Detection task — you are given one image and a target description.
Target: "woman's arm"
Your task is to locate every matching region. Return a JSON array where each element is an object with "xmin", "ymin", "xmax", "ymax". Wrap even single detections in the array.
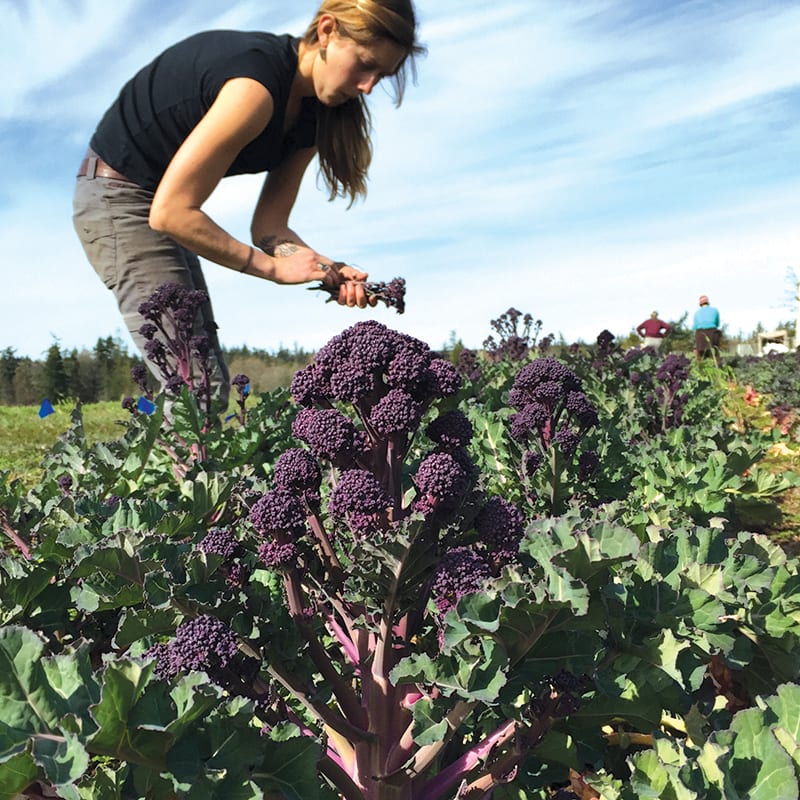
[
  {"xmin": 251, "ymin": 146, "xmax": 316, "ymax": 254},
  {"xmin": 251, "ymin": 146, "xmax": 372, "ymax": 307},
  {"xmin": 148, "ymin": 77, "xmax": 329, "ymax": 287}
]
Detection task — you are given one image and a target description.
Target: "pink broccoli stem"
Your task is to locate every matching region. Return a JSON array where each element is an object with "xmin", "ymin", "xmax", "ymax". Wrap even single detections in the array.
[{"xmin": 416, "ymin": 720, "xmax": 516, "ymax": 800}]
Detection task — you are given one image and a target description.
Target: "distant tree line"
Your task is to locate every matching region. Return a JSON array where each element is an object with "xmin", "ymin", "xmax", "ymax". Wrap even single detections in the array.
[{"xmin": 0, "ymin": 338, "xmax": 314, "ymax": 406}]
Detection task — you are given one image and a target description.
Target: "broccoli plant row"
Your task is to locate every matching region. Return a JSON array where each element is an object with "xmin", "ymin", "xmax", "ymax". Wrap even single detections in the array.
[{"xmin": 5, "ymin": 296, "xmax": 800, "ymax": 800}]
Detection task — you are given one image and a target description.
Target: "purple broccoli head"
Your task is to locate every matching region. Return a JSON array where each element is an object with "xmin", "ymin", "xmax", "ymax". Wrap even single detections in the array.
[
  {"xmin": 249, "ymin": 488, "xmax": 308, "ymax": 539},
  {"xmin": 413, "ymin": 452, "xmax": 469, "ymax": 508},
  {"xmin": 273, "ymin": 447, "xmax": 322, "ymax": 496},
  {"xmin": 147, "ymin": 614, "xmax": 238, "ymax": 680},
  {"xmin": 328, "ymin": 469, "xmax": 392, "ymax": 536},
  {"xmin": 475, "ymin": 497, "xmax": 525, "ymax": 562},
  {"xmin": 198, "ymin": 527, "xmax": 241, "ymax": 560},
  {"xmin": 430, "ymin": 546, "xmax": 492, "ymax": 615},
  {"xmin": 426, "ymin": 410, "xmax": 473, "ymax": 450},
  {"xmin": 368, "ymin": 389, "xmax": 422, "ymax": 436},
  {"xmin": 291, "ymin": 408, "xmax": 368, "ymax": 464}
]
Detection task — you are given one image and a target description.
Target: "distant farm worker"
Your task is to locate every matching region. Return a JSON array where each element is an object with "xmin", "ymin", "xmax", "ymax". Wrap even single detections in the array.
[
  {"xmin": 73, "ymin": 0, "xmax": 425, "ymax": 407},
  {"xmin": 636, "ymin": 311, "xmax": 671, "ymax": 352},
  {"xmin": 692, "ymin": 295, "xmax": 721, "ymax": 360}
]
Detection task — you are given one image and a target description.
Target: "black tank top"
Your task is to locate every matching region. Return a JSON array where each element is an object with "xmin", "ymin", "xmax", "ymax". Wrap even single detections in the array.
[{"xmin": 90, "ymin": 30, "xmax": 318, "ymax": 190}]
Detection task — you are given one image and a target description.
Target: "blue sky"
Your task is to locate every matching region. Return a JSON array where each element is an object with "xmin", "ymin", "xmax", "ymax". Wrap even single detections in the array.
[{"xmin": 2, "ymin": 0, "xmax": 799, "ymax": 359}]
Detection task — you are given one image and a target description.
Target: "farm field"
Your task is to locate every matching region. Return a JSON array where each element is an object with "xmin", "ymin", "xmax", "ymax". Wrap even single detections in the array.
[{"xmin": 3, "ymin": 310, "xmax": 800, "ymax": 799}]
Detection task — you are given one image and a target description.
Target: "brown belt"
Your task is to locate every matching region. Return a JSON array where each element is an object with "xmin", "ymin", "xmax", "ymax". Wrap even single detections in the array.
[{"xmin": 77, "ymin": 149, "xmax": 134, "ymax": 182}]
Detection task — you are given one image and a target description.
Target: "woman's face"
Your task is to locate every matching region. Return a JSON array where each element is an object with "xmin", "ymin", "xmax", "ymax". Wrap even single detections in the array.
[{"xmin": 314, "ymin": 26, "xmax": 406, "ymax": 106}]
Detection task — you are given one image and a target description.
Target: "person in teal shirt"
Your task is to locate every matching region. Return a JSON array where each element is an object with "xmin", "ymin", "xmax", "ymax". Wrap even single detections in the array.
[{"xmin": 692, "ymin": 294, "xmax": 721, "ymax": 359}]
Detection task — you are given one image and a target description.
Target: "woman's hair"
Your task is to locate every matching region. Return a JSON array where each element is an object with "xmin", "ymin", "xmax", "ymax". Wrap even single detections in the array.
[{"xmin": 303, "ymin": 0, "xmax": 426, "ymax": 205}]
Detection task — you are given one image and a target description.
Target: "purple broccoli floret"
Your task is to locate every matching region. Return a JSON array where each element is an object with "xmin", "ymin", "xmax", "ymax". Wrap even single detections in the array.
[
  {"xmin": 523, "ymin": 450, "xmax": 543, "ymax": 477},
  {"xmin": 198, "ymin": 527, "xmax": 241, "ymax": 560},
  {"xmin": 426, "ymin": 410, "xmax": 473, "ymax": 450},
  {"xmin": 475, "ymin": 497, "xmax": 525, "ymax": 562},
  {"xmin": 387, "ymin": 340, "xmax": 432, "ymax": 393},
  {"xmin": 368, "ymin": 389, "xmax": 422, "ymax": 436},
  {"xmin": 427, "ymin": 358, "xmax": 462, "ymax": 397},
  {"xmin": 328, "ymin": 469, "xmax": 392, "ymax": 535},
  {"xmin": 249, "ymin": 488, "xmax": 308, "ymax": 538},
  {"xmin": 509, "ymin": 402, "xmax": 550, "ymax": 445},
  {"xmin": 291, "ymin": 364, "xmax": 326, "ymax": 407},
  {"xmin": 456, "ymin": 349, "xmax": 483, "ymax": 383},
  {"xmin": 273, "ymin": 448, "xmax": 322, "ymax": 495},
  {"xmin": 565, "ymin": 390, "xmax": 599, "ymax": 429},
  {"xmin": 313, "ymin": 321, "xmax": 400, "ymax": 403},
  {"xmin": 509, "ymin": 358, "xmax": 581, "ymax": 410},
  {"xmin": 291, "ymin": 408, "xmax": 367, "ymax": 464},
  {"xmin": 258, "ymin": 540, "xmax": 300, "ymax": 570},
  {"xmin": 554, "ymin": 428, "xmax": 581, "ymax": 458},
  {"xmin": 413, "ymin": 452, "xmax": 469, "ymax": 506},
  {"xmin": 147, "ymin": 614, "xmax": 238, "ymax": 680},
  {"xmin": 430, "ymin": 546, "xmax": 492, "ymax": 615}
]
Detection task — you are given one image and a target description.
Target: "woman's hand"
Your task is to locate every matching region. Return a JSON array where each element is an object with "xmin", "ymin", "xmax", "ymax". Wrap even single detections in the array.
[{"xmin": 265, "ymin": 246, "xmax": 374, "ymax": 308}]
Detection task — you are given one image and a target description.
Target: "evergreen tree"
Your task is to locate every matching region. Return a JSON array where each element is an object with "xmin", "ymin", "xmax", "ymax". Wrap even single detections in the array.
[
  {"xmin": 0, "ymin": 347, "xmax": 20, "ymax": 404},
  {"xmin": 12, "ymin": 359, "xmax": 43, "ymax": 405},
  {"xmin": 43, "ymin": 343, "xmax": 69, "ymax": 402}
]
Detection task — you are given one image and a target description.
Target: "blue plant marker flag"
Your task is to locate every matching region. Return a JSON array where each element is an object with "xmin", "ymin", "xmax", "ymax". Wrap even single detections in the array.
[
  {"xmin": 224, "ymin": 413, "xmax": 237, "ymax": 423},
  {"xmin": 243, "ymin": 383, "xmax": 251, "ymax": 397},
  {"xmin": 38, "ymin": 399, "xmax": 55, "ymax": 418},
  {"xmin": 137, "ymin": 396, "xmax": 156, "ymax": 415}
]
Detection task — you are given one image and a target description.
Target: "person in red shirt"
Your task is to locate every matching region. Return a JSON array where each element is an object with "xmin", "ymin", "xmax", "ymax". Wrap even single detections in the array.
[{"xmin": 636, "ymin": 311, "xmax": 671, "ymax": 351}]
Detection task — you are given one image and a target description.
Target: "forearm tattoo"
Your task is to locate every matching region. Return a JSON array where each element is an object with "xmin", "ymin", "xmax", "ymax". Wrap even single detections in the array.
[{"xmin": 259, "ymin": 236, "xmax": 300, "ymax": 257}]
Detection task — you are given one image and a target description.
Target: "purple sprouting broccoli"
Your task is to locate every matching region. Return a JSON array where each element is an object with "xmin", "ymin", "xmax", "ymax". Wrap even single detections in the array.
[
  {"xmin": 594, "ymin": 329, "xmax": 617, "ymax": 366},
  {"xmin": 368, "ymin": 389, "xmax": 423, "ymax": 436},
  {"xmin": 413, "ymin": 451, "xmax": 470, "ymax": 515},
  {"xmin": 507, "ymin": 357, "xmax": 600, "ymax": 513},
  {"xmin": 135, "ymin": 282, "xmax": 220, "ymax": 424},
  {"xmin": 131, "ymin": 363, "xmax": 151, "ymax": 398},
  {"xmin": 250, "ymin": 488, "xmax": 308, "ymax": 539},
  {"xmin": 387, "ymin": 338, "xmax": 434, "ymax": 396},
  {"xmin": 250, "ymin": 488, "xmax": 309, "ymax": 571},
  {"xmin": 291, "ymin": 408, "xmax": 368, "ymax": 467},
  {"xmin": 310, "ymin": 275, "xmax": 406, "ymax": 314},
  {"xmin": 553, "ymin": 428, "xmax": 581, "ymax": 458},
  {"xmin": 426, "ymin": 409, "xmax": 473, "ymax": 451},
  {"xmin": 289, "ymin": 321, "xmax": 470, "ymax": 506},
  {"xmin": 198, "ymin": 527, "xmax": 241, "ymax": 560},
  {"xmin": 57, "ymin": 474, "xmax": 73, "ymax": 494},
  {"xmin": 508, "ymin": 359, "xmax": 581, "ymax": 411},
  {"xmin": 620, "ymin": 350, "xmax": 693, "ymax": 434},
  {"xmin": 482, "ymin": 308, "xmax": 551, "ymax": 364},
  {"xmin": 290, "ymin": 363, "xmax": 327, "ymax": 408},
  {"xmin": 456, "ymin": 348, "xmax": 483, "ymax": 383},
  {"xmin": 508, "ymin": 359, "xmax": 597, "ymax": 449},
  {"xmin": 474, "ymin": 497, "xmax": 525, "ymax": 565},
  {"xmin": 427, "ymin": 358, "xmax": 462, "ymax": 398},
  {"xmin": 258, "ymin": 540, "xmax": 300, "ymax": 570},
  {"xmin": 272, "ymin": 447, "xmax": 322, "ymax": 508},
  {"xmin": 430, "ymin": 546, "xmax": 492, "ymax": 616},
  {"xmin": 328, "ymin": 469, "xmax": 392, "ymax": 537},
  {"xmin": 197, "ymin": 527, "xmax": 251, "ymax": 587},
  {"xmin": 147, "ymin": 614, "xmax": 238, "ymax": 681},
  {"xmin": 370, "ymin": 277, "xmax": 406, "ymax": 314}
]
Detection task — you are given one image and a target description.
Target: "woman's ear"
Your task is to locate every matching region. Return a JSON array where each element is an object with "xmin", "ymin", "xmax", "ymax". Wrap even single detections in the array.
[{"xmin": 317, "ymin": 13, "xmax": 337, "ymax": 48}]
